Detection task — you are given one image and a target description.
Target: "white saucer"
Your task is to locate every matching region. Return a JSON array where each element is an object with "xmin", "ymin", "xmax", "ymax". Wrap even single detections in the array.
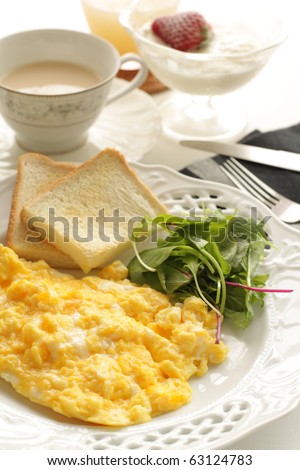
[{"xmin": 0, "ymin": 78, "xmax": 161, "ymax": 174}]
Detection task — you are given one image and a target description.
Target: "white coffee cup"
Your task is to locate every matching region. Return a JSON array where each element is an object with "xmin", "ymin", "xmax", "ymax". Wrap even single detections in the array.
[{"xmin": 0, "ymin": 29, "xmax": 148, "ymax": 154}]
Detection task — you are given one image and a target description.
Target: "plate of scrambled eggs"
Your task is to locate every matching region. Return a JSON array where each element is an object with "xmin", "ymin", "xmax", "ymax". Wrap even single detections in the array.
[
  {"xmin": 0, "ymin": 164, "xmax": 300, "ymax": 450},
  {"xmin": 0, "ymin": 245, "xmax": 227, "ymax": 426}
]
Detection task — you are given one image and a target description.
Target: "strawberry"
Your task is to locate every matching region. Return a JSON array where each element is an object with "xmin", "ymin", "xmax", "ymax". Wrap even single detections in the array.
[{"xmin": 151, "ymin": 11, "xmax": 211, "ymax": 52}]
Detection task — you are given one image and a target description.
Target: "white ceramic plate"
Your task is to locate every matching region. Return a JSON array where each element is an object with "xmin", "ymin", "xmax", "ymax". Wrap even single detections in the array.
[
  {"xmin": 0, "ymin": 78, "xmax": 161, "ymax": 175},
  {"xmin": 0, "ymin": 163, "xmax": 300, "ymax": 450}
]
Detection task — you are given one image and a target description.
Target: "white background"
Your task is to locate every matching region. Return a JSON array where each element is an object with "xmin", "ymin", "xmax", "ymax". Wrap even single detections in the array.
[{"xmin": 0, "ymin": 0, "xmax": 300, "ymax": 451}]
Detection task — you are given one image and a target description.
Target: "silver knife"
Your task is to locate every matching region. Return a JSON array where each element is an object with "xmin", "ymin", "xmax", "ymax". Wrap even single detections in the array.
[{"xmin": 180, "ymin": 140, "xmax": 300, "ymax": 172}]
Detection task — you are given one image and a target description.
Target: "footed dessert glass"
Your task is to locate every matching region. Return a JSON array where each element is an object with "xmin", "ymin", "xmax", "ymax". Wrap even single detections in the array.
[{"xmin": 121, "ymin": 0, "xmax": 287, "ymax": 140}]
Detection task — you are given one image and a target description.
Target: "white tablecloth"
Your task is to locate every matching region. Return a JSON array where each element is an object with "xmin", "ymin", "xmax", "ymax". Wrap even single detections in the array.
[{"xmin": 0, "ymin": 0, "xmax": 299, "ymax": 451}]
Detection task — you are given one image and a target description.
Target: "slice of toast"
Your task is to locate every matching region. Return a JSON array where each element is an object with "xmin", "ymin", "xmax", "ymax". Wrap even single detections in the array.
[
  {"xmin": 21, "ymin": 148, "xmax": 167, "ymax": 273},
  {"xmin": 7, "ymin": 153, "xmax": 79, "ymax": 269}
]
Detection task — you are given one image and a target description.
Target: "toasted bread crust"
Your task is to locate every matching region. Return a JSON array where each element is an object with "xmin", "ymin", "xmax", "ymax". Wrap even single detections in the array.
[
  {"xmin": 7, "ymin": 153, "xmax": 79, "ymax": 269},
  {"xmin": 20, "ymin": 148, "xmax": 165, "ymax": 211},
  {"xmin": 7, "ymin": 153, "xmax": 76, "ymax": 245},
  {"xmin": 21, "ymin": 148, "xmax": 167, "ymax": 272}
]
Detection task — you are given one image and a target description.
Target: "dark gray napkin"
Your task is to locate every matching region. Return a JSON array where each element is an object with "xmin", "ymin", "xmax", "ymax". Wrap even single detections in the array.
[{"xmin": 180, "ymin": 123, "xmax": 300, "ymax": 204}]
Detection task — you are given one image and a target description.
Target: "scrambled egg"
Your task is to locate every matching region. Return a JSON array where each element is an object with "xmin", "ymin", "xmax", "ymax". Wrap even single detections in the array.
[{"xmin": 0, "ymin": 245, "xmax": 228, "ymax": 426}]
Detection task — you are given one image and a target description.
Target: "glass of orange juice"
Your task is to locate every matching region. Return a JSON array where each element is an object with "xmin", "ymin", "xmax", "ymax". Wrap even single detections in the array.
[{"xmin": 81, "ymin": 0, "xmax": 138, "ymax": 55}]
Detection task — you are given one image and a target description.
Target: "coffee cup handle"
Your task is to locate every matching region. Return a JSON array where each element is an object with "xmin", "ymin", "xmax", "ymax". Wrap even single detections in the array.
[{"xmin": 106, "ymin": 53, "xmax": 148, "ymax": 105}]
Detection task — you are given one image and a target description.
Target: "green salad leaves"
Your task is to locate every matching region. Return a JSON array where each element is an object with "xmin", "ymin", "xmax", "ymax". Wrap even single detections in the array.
[{"xmin": 127, "ymin": 210, "xmax": 274, "ymax": 335}]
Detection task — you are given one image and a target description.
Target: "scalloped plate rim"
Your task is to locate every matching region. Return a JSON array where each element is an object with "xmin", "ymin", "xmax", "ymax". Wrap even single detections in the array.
[{"xmin": 0, "ymin": 162, "xmax": 299, "ymax": 450}]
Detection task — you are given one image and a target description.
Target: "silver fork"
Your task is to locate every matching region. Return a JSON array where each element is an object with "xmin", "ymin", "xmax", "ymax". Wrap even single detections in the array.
[{"xmin": 221, "ymin": 157, "xmax": 300, "ymax": 224}]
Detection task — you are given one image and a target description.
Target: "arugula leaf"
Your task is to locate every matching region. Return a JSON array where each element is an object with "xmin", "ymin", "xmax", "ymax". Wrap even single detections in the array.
[
  {"xmin": 128, "ymin": 245, "xmax": 177, "ymax": 274},
  {"xmin": 247, "ymin": 240, "xmax": 267, "ymax": 276},
  {"xmin": 224, "ymin": 280, "xmax": 254, "ymax": 329},
  {"xmin": 203, "ymin": 241, "xmax": 231, "ymax": 276},
  {"xmin": 128, "ymin": 211, "xmax": 271, "ymax": 331},
  {"xmin": 157, "ymin": 261, "xmax": 192, "ymax": 293}
]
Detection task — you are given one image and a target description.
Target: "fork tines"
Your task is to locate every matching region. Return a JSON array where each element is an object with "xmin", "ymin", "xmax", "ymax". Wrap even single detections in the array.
[{"xmin": 221, "ymin": 158, "xmax": 280, "ymax": 208}]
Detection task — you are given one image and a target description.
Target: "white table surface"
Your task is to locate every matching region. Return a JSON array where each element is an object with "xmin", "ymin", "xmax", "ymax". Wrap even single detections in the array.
[{"xmin": 0, "ymin": 0, "xmax": 299, "ymax": 451}]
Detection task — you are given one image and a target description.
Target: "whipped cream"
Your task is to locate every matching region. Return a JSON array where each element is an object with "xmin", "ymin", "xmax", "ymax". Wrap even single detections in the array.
[
  {"xmin": 139, "ymin": 20, "xmax": 268, "ymax": 95},
  {"xmin": 142, "ymin": 21, "xmax": 262, "ymax": 56}
]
